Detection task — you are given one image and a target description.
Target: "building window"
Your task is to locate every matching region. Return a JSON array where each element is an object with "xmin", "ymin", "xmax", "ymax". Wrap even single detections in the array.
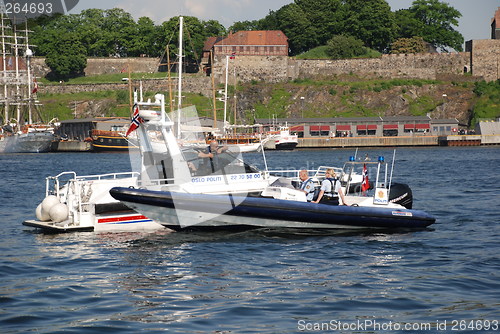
[
  {"xmin": 383, "ymin": 129, "xmax": 398, "ymax": 137},
  {"xmin": 383, "ymin": 124, "xmax": 398, "ymax": 136}
]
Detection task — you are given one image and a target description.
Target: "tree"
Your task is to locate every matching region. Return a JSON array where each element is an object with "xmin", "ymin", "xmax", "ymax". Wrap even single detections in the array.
[
  {"xmin": 391, "ymin": 36, "xmax": 427, "ymax": 54},
  {"xmin": 45, "ymin": 33, "xmax": 87, "ymax": 80},
  {"xmin": 100, "ymin": 8, "xmax": 136, "ymax": 56},
  {"xmin": 408, "ymin": 0, "xmax": 463, "ymax": 51},
  {"xmin": 128, "ymin": 17, "xmax": 158, "ymax": 57},
  {"xmin": 158, "ymin": 16, "xmax": 224, "ymax": 69},
  {"xmin": 272, "ymin": 3, "xmax": 316, "ymax": 55},
  {"xmin": 257, "ymin": 0, "xmax": 345, "ymax": 55},
  {"xmin": 326, "ymin": 34, "xmax": 366, "ymax": 59},
  {"xmin": 203, "ymin": 20, "xmax": 226, "ymax": 37},
  {"xmin": 343, "ymin": 0, "xmax": 396, "ymax": 52},
  {"xmin": 294, "ymin": 0, "xmax": 345, "ymax": 47},
  {"xmin": 228, "ymin": 20, "xmax": 260, "ymax": 32},
  {"xmin": 394, "ymin": 9, "xmax": 424, "ymax": 39}
]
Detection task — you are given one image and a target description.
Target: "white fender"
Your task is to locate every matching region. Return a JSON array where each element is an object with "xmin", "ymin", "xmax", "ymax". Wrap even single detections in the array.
[
  {"xmin": 36, "ymin": 203, "xmax": 51, "ymax": 221},
  {"xmin": 49, "ymin": 203, "xmax": 69, "ymax": 223}
]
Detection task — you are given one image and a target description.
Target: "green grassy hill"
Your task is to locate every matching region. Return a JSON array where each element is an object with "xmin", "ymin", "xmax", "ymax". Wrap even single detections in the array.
[{"xmin": 36, "ymin": 73, "xmax": 500, "ymax": 128}]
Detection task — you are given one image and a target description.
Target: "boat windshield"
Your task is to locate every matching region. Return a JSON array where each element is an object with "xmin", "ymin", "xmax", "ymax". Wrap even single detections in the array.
[{"xmin": 182, "ymin": 147, "xmax": 259, "ymax": 176}]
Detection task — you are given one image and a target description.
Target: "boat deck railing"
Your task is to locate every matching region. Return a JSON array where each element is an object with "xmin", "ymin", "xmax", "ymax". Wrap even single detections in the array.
[{"xmin": 46, "ymin": 171, "xmax": 140, "ymax": 198}]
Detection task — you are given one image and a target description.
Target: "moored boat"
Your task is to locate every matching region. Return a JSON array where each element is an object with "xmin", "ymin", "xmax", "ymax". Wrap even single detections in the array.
[
  {"xmin": 268, "ymin": 126, "xmax": 298, "ymax": 150},
  {"xmin": 0, "ymin": 123, "xmax": 55, "ymax": 153},
  {"xmin": 91, "ymin": 129, "xmax": 131, "ymax": 152}
]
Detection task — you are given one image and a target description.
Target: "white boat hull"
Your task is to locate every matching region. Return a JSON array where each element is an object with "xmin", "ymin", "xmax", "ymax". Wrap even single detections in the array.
[{"xmin": 24, "ymin": 212, "xmax": 164, "ymax": 233}]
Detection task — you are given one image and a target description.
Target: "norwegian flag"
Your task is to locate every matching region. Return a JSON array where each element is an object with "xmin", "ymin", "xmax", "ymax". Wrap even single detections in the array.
[
  {"xmin": 125, "ymin": 104, "xmax": 143, "ymax": 136},
  {"xmin": 32, "ymin": 78, "xmax": 38, "ymax": 94},
  {"xmin": 230, "ymin": 52, "xmax": 236, "ymax": 59},
  {"xmin": 361, "ymin": 163, "xmax": 369, "ymax": 194}
]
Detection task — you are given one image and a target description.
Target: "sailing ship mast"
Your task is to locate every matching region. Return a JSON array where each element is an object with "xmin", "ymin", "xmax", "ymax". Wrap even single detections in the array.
[
  {"xmin": 1, "ymin": 13, "xmax": 9, "ymax": 124},
  {"xmin": 0, "ymin": 13, "xmax": 39, "ymax": 128}
]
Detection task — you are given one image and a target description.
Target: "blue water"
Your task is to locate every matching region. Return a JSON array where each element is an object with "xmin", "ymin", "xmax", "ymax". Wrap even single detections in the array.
[{"xmin": 1, "ymin": 147, "xmax": 499, "ymax": 333}]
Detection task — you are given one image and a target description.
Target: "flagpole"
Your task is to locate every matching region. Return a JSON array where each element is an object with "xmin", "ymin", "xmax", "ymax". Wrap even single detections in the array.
[
  {"xmin": 388, "ymin": 149, "xmax": 396, "ymax": 192},
  {"xmin": 176, "ymin": 16, "xmax": 183, "ymax": 139},
  {"xmin": 223, "ymin": 55, "xmax": 229, "ymax": 134}
]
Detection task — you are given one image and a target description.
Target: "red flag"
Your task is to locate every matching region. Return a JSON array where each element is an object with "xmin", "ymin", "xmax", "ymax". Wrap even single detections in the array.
[
  {"xmin": 361, "ymin": 163, "xmax": 369, "ymax": 193},
  {"xmin": 32, "ymin": 78, "xmax": 38, "ymax": 94},
  {"xmin": 125, "ymin": 104, "xmax": 143, "ymax": 136}
]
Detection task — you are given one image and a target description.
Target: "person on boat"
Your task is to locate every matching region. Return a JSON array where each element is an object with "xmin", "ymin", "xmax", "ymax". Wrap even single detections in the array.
[
  {"xmin": 198, "ymin": 140, "xmax": 228, "ymax": 158},
  {"xmin": 297, "ymin": 169, "xmax": 316, "ymax": 201},
  {"xmin": 198, "ymin": 140, "xmax": 228, "ymax": 172},
  {"xmin": 312, "ymin": 168, "xmax": 348, "ymax": 206}
]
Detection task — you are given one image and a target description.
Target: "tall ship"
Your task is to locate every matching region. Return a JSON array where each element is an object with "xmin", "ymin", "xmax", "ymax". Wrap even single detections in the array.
[{"xmin": 0, "ymin": 14, "xmax": 55, "ymax": 153}]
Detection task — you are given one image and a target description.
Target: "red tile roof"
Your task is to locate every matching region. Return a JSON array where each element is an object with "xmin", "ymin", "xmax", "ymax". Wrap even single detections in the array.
[
  {"xmin": 215, "ymin": 30, "xmax": 288, "ymax": 46},
  {"xmin": 493, "ymin": 7, "xmax": 500, "ymax": 28},
  {"xmin": 203, "ymin": 36, "xmax": 224, "ymax": 51}
]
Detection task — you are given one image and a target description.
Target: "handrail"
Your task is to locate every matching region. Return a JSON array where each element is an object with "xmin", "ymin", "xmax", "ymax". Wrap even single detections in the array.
[{"xmin": 75, "ymin": 172, "xmax": 140, "ymax": 181}]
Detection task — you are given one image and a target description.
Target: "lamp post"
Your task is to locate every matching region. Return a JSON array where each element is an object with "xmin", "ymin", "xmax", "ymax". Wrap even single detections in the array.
[
  {"xmin": 25, "ymin": 47, "xmax": 33, "ymax": 124},
  {"xmin": 300, "ymin": 96, "xmax": 304, "ymax": 118}
]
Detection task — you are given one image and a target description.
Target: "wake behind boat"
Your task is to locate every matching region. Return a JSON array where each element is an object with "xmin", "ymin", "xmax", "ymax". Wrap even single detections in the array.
[{"xmin": 108, "ymin": 93, "xmax": 435, "ymax": 231}]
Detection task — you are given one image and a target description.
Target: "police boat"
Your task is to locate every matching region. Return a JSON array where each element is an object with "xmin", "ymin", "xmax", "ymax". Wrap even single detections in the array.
[{"xmin": 109, "ymin": 94, "xmax": 435, "ymax": 231}]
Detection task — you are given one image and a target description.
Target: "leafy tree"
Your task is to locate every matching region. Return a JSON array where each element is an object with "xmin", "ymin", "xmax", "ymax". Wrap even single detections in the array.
[
  {"xmin": 45, "ymin": 33, "xmax": 87, "ymax": 80},
  {"xmin": 343, "ymin": 0, "xmax": 396, "ymax": 52},
  {"xmin": 294, "ymin": 0, "xmax": 345, "ymax": 46},
  {"xmin": 258, "ymin": 10, "xmax": 280, "ymax": 31},
  {"xmin": 203, "ymin": 20, "xmax": 226, "ymax": 37},
  {"xmin": 100, "ymin": 8, "xmax": 136, "ymax": 56},
  {"xmin": 257, "ymin": 0, "xmax": 345, "ymax": 55},
  {"xmin": 326, "ymin": 34, "xmax": 366, "ymax": 59},
  {"xmin": 158, "ymin": 16, "xmax": 223, "ymax": 70},
  {"xmin": 394, "ymin": 9, "xmax": 424, "ymax": 39},
  {"xmin": 272, "ymin": 3, "xmax": 316, "ymax": 55},
  {"xmin": 391, "ymin": 36, "xmax": 427, "ymax": 54},
  {"xmin": 408, "ymin": 0, "xmax": 463, "ymax": 51},
  {"xmin": 129, "ymin": 17, "xmax": 158, "ymax": 57},
  {"xmin": 77, "ymin": 9, "xmax": 107, "ymax": 56},
  {"xmin": 228, "ymin": 20, "xmax": 260, "ymax": 32}
]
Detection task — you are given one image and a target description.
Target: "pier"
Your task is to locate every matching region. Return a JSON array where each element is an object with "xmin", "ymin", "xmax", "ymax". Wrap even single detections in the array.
[{"xmin": 297, "ymin": 135, "xmax": 439, "ymax": 148}]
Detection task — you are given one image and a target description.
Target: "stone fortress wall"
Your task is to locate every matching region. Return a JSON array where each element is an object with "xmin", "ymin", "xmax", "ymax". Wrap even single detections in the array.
[
  {"xmin": 33, "ymin": 39, "xmax": 499, "ymax": 97},
  {"xmin": 211, "ymin": 40, "xmax": 499, "ymax": 84}
]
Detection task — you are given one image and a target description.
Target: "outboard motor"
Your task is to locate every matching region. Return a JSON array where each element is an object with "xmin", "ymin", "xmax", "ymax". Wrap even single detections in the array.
[{"xmin": 389, "ymin": 183, "xmax": 413, "ymax": 209}]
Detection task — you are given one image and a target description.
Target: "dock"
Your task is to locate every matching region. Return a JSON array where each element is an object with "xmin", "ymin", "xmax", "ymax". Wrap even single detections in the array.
[
  {"xmin": 54, "ymin": 141, "xmax": 92, "ymax": 152},
  {"xmin": 297, "ymin": 135, "xmax": 439, "ymax": 148}
]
